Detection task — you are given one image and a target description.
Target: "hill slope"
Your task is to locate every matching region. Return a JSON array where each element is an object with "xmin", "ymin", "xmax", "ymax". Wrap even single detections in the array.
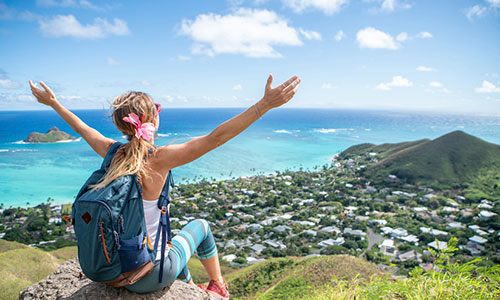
[
  {"xmin": 226, "ymin": 255, "xmax": 386, "ymax": 300},
  {"xmin": 340, "ymin": 131, "xmax": 500, "ymax": 186}
]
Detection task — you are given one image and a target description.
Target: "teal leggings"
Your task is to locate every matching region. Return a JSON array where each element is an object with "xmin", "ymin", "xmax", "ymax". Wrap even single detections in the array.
[{"xmin": 125, "ymin": 219, "xmax": 217, "ymax": 293}]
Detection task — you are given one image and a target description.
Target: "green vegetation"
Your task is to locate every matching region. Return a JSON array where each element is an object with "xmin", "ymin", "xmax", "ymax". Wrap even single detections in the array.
[
  {"xmin": 305, "ymin": 238, "xmax": 500, "ymax": 300},
  {"xmin": 0, "ymin": 240, "xmax": 77, "ymax": 300},
  {"xmin": 226, "ymin": 255, "xmax": 385, "ymax": 300},
  {"xmin": 188, "ymin": 257, "xmax": 234, "ymax": 284},
  {"xmin": 341, "ymin": 131, "xmax": 500, "ymax": 188}
]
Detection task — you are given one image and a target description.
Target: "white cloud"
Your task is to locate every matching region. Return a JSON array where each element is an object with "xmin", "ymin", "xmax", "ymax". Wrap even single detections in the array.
[
  {"xmin": 36, "ymin": 0, "xmax": 101, "ymax": 10},
  {"xmin": 428, "ymin": 81, "xmax": 451, "ymax": 93},
  {"xmin": 0, "ymin": 78, "xmax": 20, "ymax": 89},
  {"xmin": 375, "ymin": 83, "xmax": 390, "ymax": 90},
  {"xmin": 416, "ymin": 66, "xmax": 437, "ymax": 72},
  {"xmin": 417, "ymin": 31, "xmax": 432, "ymax": 38},
  {"xmin": 282, "ymin": 0, "xmax": 350, "ymax": 15},
  {"xmin": 381, "ymin": 0, "xmax": 396, "ymax": 12},
  {"xmin": 475, "ymin": 80, "xmax": 500, "ymax": 93},
  {"xmin": 334, "ymin": 29, "xmax": 345, "ymax": 41},
  {"xmin": 465, "ymin": 5, "xmax": 488, "ymax": 20},
  {"xmin": 232, "ymin": 84, "xmax": 243, "ymax": 90},
  {"xmin": 376, "ymin": 75, "xmax": 413, "ymax": 90},
  {"xmin": 429, "ymin": 81, "xmax": 443, "ymax": 88},
  {"xmin": 177, "ymin": 55, "xmax": 191, "ymax": 61},
  {"xmin": 299, "ymin": 28, "xmax": 322, "ymax": 40},
  {"xmin": 39, "ymin": 15, "xmax": 130, "ymax": 39},
  {"xmin": 321, "ymin": 83, "xmax": 335, "ymax": 89},
  {"xmin": 59, "ymin": 95, "xmax": 82, "ymax": 100},
  {"xmin": 396, "ymin": 32, "xmax": 408, "ymax": 42},
  {"xmin": 179, "ymin": 9, "xmax": 302, "ymax": 58},
  {"xmin": 486, "ymin": 0, "xmax": 500, "ymax": 8},
  {"xmin": 356, "ymin": 27, "xmax": 399, "ymax": 50},
  {"xmin": 107, "ymin": 57, "xmax": 120, "ymax": 65}
]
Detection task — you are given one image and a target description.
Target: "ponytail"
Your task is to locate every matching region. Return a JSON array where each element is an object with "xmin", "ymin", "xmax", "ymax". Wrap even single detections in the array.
[{"xmin": 91, "ymin": 91, "xmax": 160, "ymax": 190}]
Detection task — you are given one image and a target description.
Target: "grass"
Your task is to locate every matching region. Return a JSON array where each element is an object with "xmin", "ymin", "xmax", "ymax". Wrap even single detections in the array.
[
  {"xmin": 0, "ymin": 240, "xmax": 78, "ymax": 300},
  {"xmin": 226, "ymin": 255, "xmax": 385, "ymax": 300},
  {"xmin": 0, "ymin": 239, "xmax": 27, "ymax": 253},
  {"xmin": 188, "ymin": 256, "xmax": 234, "ymax": 284},
  {"xmin": 0, "ymin": 247, "xmax": 60, "ymax": 300},
  {"xmin": 305, "ymin": 267, "xmax": 500, "ymax": 300}
]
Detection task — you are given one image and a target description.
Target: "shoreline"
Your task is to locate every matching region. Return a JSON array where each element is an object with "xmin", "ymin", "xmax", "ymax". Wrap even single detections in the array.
[{"xmin": 0, "ymin": 161, "xmax": 334, "ymax": 210}]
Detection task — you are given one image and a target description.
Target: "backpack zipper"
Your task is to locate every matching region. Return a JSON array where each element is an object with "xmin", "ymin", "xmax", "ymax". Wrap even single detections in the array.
[{"xmin": 78, "ymin": 199, "xmax": 119, "ymax": 253}]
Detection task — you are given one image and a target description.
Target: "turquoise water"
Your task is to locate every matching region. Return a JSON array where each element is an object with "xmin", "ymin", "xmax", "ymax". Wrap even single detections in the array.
[{"xmin": 1, "ymin": 108, "xmax": 499, "ymax": 207}]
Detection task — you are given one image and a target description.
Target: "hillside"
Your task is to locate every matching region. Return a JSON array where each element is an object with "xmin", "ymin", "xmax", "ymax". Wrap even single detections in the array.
[
  {"xmin": 226, "ymin": 255, "xmax": 386, "ymax": 300},
  {"xmin": 340, "ymin": 131, "xmax": 500, "ymax": 187}
]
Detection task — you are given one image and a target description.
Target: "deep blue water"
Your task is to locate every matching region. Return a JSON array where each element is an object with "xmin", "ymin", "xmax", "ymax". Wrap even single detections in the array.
[{"xmin": 1, "ymin": 108, "xmax": 499, "ymax": 207}]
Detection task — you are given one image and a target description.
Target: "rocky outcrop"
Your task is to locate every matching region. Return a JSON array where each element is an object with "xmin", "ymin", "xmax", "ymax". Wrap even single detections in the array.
[
  {"xmin": 19, "ymin": 259, "xmax": 220, "ymax": 300},
  {"xmin": 24, "ymin": 127, "xmax": 77, "ymax": 143}
]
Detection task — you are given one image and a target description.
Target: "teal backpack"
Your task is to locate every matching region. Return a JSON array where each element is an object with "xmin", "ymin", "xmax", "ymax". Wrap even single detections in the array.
[{"xmin": 72, "ymin": 142, "xmax": 174, "ymax": 287}]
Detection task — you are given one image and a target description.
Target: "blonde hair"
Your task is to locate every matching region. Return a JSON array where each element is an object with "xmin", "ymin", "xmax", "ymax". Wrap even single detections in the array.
[{"xmin": 92, "ymin": 91, "xmax": 160, "ymax": 189}]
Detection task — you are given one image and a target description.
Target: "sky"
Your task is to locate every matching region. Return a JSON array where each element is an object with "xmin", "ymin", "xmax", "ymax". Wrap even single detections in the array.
[{"xmin": 0, "ymin": 0, "xmax": 499, "ymax": 114}]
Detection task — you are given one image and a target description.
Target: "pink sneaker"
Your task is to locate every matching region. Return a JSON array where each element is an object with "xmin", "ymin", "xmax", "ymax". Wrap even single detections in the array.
[{"xmin": 198, "ymin": 278, "xmax": 230, "ymax": 299}]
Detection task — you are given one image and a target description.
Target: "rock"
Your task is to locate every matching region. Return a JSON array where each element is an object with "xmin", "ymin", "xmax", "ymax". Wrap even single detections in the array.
[
  {"xmin": 19, "ymin": 259, "xmax": 220, "ymax": 300},
  {"xmin": 24, "ymin": 127, "xmax": 78, "ymax": 143}
]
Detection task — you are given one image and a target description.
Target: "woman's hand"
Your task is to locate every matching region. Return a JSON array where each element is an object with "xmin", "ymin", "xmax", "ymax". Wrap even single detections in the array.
[
  {"xmin": 258, "ymin": 74, "xmax": 301, "ymax": 111},
  {"xmin": 29, "ymin": 80, "xmax": 58, "ymax": 107}
]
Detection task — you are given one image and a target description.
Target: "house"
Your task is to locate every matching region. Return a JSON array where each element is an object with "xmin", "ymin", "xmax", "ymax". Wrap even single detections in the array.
[
  {"xmin": 469, "ymin": 235, "xmax": 487, "ymax": 244},
  {"xmin": 465, "ymin": 241, "xmax": 485, "ymax": 256},
  {"xmin": 344, "ymin": 228, "xmax": 366, "ymax": 237},
  {"xmin": 222, "ymin": 254, "xmax": 237, "ymax": 262},
  {"xmin": 442, "ymin": 207, "xmax": 458, "ymax": 213},
  {"xmin": 400, "ymin": 235, "xmax": 419, "ymax": 244},
  {"xmin": 479, "ymin": 210, "xmax": 497, "ymax": 221},
  {"xmin": 391, "ymin": 228, "xmax": 408, "ymax": 238},
  {"xmin": 379, "ymin": 239, "xmax": 397, "ymax": 256},
  {"xmin": 247, "ymin": 256, "xmax": 265, "ymax": 265},
  {"xmin": 380, "ymin": 227, "xmax": 394, "ymax": 235},
  {"xmin": 447, "ymin": 222, "xmax": 464, "ymax": 229},
  {"xmin": 250, "ymin": 244, "xmax": 266, "ymax": 254},
  {"xmin": 264, "ymin": 239, "xmax": 287, "ymax": 249},
  {"xmin": 412, "ymin": 207, "xmax": 428, "ymax": 213},
  {"xmin": 294, "ymin": 220, "xmax": 315, "ymax": 226},
  {"xmin": 397, "ymin": 250, "xmax": 422, "ymax": 262},
  {"xmin": 318, "ymin": 237, "xmax": 345, "ymax": 247},
  {"xmin": 274, "ymin": 225, "xmax": 292, "ymax": 233},
  {"xmin": 321, "ymin": 226, "xmax": 341, "ymax": 235},
  {"xmin": 247, "ymin": 223, "xmax": 263, "ymax": 232},
  {"xmin": 48, "ymin": 217, "xmax": 62, "ymax": 224},
  {"xmin": 427, "ymin": 240, "xmax": 447, "ymax": 250},
  {"xmin": 304, "ymin": 229, "xmax": 317, "ymax": 237},
  {"xmin": 368, "ymin": 219, "xmax": 387, "ymax": 227}
]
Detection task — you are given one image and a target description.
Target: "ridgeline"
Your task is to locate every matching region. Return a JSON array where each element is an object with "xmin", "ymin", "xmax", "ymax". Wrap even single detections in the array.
[{"xmin": 340, "ymin": 130, "xmax": 500, "ymax": 187}]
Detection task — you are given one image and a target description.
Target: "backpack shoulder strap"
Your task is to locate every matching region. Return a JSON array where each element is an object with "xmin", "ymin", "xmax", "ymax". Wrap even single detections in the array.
[
  {"xmin": 153, "ymin": 170, "xmax": 174, "ymax": 283},
  {"xmin": 100, "ymin": 142, "xmax": 122, "ymax": 170}
]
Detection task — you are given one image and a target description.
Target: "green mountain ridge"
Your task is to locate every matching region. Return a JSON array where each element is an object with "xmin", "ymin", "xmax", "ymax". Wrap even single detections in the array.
[{"xmin": 340, "ymin": 130, "xmax": 500, "ymax": 187}]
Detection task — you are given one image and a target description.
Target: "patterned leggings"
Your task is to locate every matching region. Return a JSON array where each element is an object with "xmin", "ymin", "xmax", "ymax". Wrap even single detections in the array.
[{"xmin": 125, "ymin": 219, "xmax": 217, "ymax": 293}]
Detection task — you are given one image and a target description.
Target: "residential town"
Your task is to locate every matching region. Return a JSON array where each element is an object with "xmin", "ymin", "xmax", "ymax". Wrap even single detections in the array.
[{"xmin": 1, "ymin": 151, "xmax": 499, "ymax": 275}]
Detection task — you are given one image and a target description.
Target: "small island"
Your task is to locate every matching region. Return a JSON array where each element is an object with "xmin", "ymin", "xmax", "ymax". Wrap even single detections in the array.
[{"xmin": 24, "ymin": 127, "xmax": 78, "ymax": 143}]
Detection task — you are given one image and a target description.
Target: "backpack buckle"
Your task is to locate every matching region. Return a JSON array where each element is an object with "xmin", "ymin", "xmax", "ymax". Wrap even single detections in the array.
[{"xmin": 161, "ymin": 206, "xmax": 167, "ymax": 215}]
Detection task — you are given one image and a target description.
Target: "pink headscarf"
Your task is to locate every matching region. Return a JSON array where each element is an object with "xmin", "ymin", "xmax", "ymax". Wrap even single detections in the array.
[{"xmin": 122, "ymin": 113, "xmax": 155, "ymax": 141}]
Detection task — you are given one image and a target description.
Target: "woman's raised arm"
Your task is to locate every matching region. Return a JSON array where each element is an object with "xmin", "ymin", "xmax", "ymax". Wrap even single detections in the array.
[
  {"xmin": 29, "ymin": 80, "xmax": 115, "ymax": 158},
  {"xmin": 156, "ymin": 74, "xmax": 300, "ymax": 171}
]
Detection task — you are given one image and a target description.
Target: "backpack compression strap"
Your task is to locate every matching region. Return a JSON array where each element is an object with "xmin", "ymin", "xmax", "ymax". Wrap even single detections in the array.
[{"xmin": 153, "ymin": 170, "xmax": 174, "ymax": 283}]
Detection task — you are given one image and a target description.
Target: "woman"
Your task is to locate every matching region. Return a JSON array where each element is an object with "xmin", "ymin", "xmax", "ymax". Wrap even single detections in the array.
[{"xmin": 29, "ymin": 74, "xmax": 300, "ymax": 299}]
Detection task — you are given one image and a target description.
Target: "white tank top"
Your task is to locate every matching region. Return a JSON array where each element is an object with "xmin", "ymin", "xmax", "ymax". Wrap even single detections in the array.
[{"xmin": 142, "ymin": 199, "xmax": 168, "ymax": 260}]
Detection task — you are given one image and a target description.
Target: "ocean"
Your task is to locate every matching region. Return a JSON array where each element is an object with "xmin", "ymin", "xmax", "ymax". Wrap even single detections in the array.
[{"xmin": 1, "ymin": 108, "xmax": 499, "ymax": 208}]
